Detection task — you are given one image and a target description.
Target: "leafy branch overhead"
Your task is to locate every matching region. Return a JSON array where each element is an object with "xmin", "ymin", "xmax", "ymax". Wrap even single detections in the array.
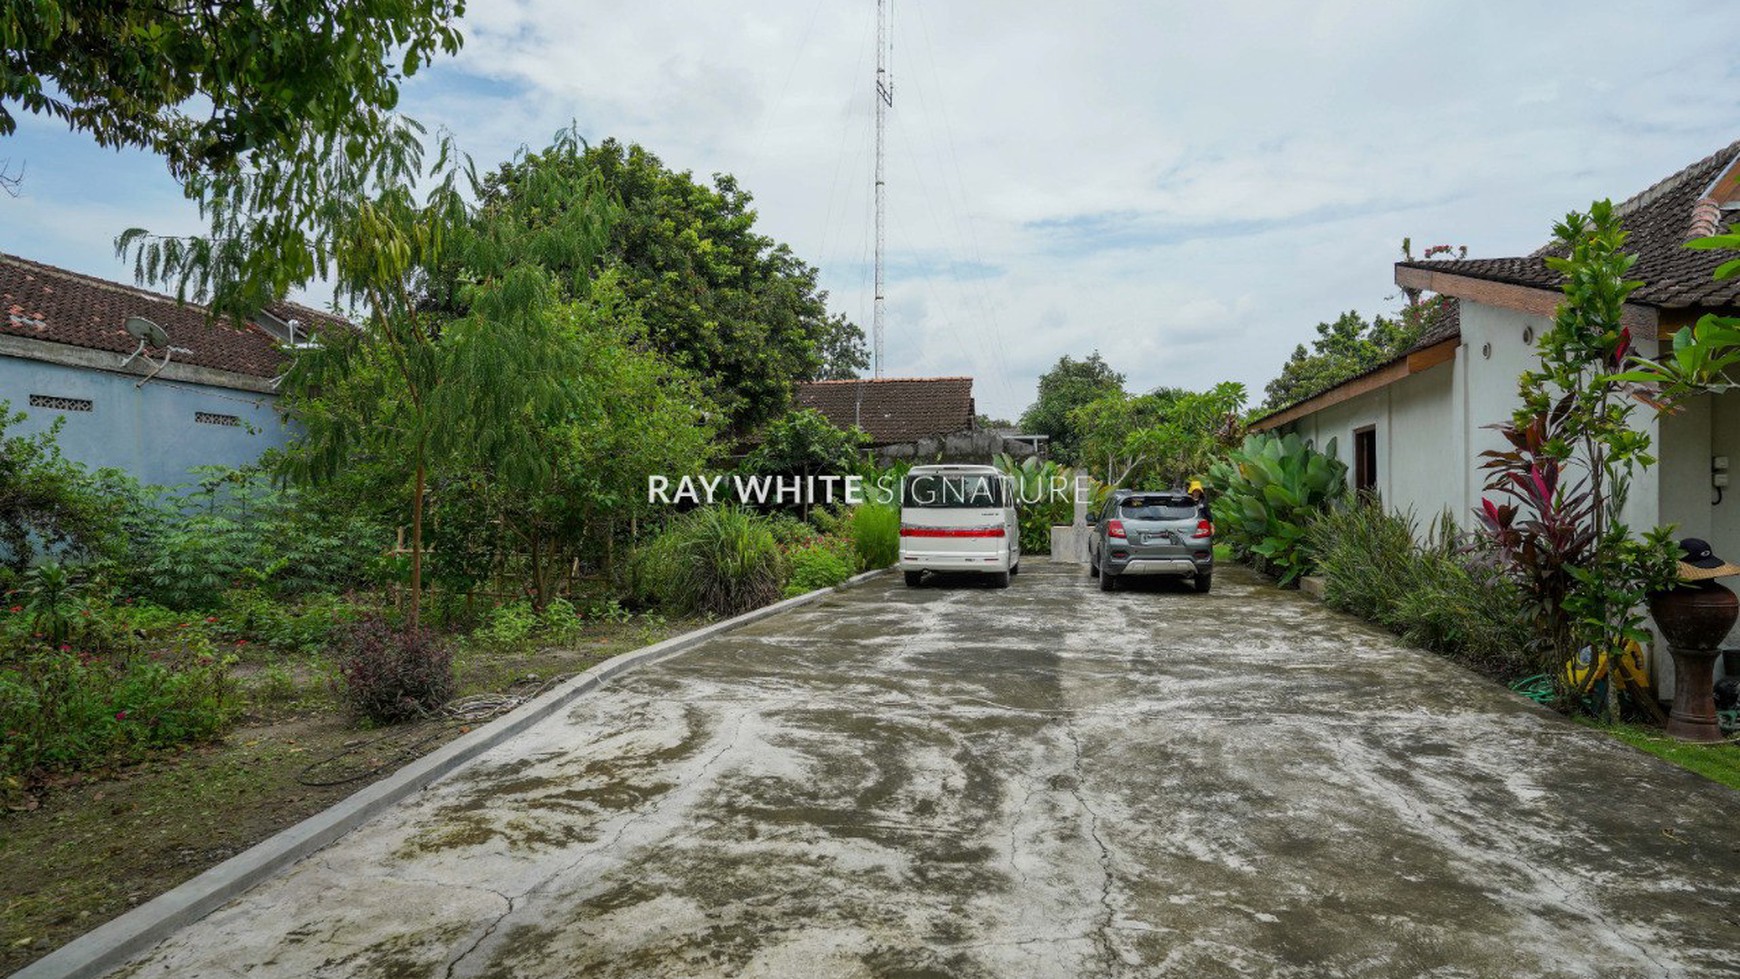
[
  {"xmin": 5, "ymin": 1, "xmax": 466, "ymax": 322},
  {"xmin": 1607, "ymin": 228, "xmax": 1740, "ymax": 396}
]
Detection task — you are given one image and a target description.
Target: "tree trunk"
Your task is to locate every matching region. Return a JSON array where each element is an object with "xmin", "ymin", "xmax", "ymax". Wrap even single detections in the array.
[
  {"xmin": 529, "ymin": 531, "xmax": 546, "ymax": 610},
  {"xmin": 409, "ymin": 457, "xmax": 426, "ymax": 630}
]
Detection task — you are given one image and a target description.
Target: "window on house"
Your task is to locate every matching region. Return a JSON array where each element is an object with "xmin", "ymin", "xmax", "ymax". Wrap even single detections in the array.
[
  {"xmin": 29, "ymin": 394, "xmax": 93, "ymax": 412},
  {"xmin": 1353, "ymin": 426, "xmax": 1377, "ymax": 494},
  {"xmin": 195, "ymin": 411, "xmax": 241, "ymax": 427}
]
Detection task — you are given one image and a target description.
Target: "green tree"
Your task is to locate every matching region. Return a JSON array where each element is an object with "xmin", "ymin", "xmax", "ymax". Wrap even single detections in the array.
[
  {"xmin": 1261, "ymin": 308, "xmax": 1428, "ymax": 410},
  {"xmin": 278, "ymin": 130, "xmax": 615, "ymax": 627},
  {"xmin": 744, "ymin": 409, "xmax": 868, "ymax": 519},
  {"xmin": 1073, "ymin": 383, "xmax": 1245, "ymax": 488},
  {"xmin": 3, "ymin": 1, "xmax": 466, "ymax": 322},
  {"xmin": 466, "ymin": 138, "xmax": 868, "ymax": 433},
  {"xmin": 1072, "ymin": 389, "xmax": 1174, "ymax": 486},
  {"xmin": 1018, "ymin": 352, "xmax": 1125, "ymax": 465},
  {"xmin": 509, "ymin": 281, "xmax": 719, "ymax": 603}
]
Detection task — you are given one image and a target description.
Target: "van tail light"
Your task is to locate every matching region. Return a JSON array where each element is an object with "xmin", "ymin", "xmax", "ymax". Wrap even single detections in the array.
[
  {"xmin": 1106, "ymin": 519, "xmax": 1126, "ymax": 540},
  {"xmin": 1192, "ymin": 519, "xmax": 1213, "ymax": 539}
]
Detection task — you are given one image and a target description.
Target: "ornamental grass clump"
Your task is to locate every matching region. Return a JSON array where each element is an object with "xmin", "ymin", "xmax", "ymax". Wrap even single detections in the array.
[
  {"xmin": 333, "ymin": 617, "xmax": 455, "ymax": 724},
  {"xmin": 1305, "ymin": 498, "xmax": 1531, "ymax": 680},
  {"xmin": 844, "ymin": 502, "xmax": 900, "ymax": 570},
  {"xmin": 628, "ymin": 507, "xmax": 786, "ymax": 617}
]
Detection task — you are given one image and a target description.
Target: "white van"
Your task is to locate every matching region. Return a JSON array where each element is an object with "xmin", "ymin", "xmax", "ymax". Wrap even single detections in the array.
[{"xmin": 898, "ymin": 464, "xmax": 1020, "ymax": 587}]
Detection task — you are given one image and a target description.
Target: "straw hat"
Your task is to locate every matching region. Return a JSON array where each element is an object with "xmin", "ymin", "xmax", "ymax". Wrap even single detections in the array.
[{"xmin": 1676, "ymin": 537, "xmax": 1740, "ymax": 581}]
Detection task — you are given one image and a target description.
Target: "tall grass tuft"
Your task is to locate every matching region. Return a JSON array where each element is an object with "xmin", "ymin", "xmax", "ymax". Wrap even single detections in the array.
[
  {"xmin": 845, "ymin": 502, "xmax": 900, "ymax": 570},
  {"xmin": 628, "ymin": 508, "xmax": 786, "ymax": 617},
  {"xmin": 1305, "ymin": 496, "xmax": 1531, "ymax": 680}
]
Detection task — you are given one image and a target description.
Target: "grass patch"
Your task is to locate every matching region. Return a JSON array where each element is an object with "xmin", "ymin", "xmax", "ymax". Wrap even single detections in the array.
[
  {"xmin": 1588, "ymin": 721, "xmax": 1740, "ymax": 792},
  {"xmin": 1213, "ymin": 543, "xmax": 1234, "ymax": 563}
]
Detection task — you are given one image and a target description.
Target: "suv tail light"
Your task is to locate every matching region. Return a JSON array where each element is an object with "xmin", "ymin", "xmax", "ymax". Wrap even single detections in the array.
[
  {"xmin": 1106, "ymin": 519, "xmax": 1126, "ymax": 540},
  {"xmin": 1192, "ymin": 519, "xmax": 1213, "ymax": 539}
]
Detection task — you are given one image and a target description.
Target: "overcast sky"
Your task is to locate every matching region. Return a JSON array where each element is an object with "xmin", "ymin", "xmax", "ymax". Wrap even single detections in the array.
[{"xmin": 5, "ymin": 1, "xmax": 1740, "ymax": 419}]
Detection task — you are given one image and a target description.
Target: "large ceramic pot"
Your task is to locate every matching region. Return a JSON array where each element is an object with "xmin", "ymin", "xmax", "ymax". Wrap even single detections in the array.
[{"xmin": 1647, "ymin": 581, "xmax": 1738, "ymax": 744}]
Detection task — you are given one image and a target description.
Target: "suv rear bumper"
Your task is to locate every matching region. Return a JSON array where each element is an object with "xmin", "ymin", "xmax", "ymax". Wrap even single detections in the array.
[{"xmin": 1115, "ymin": 557, "xmax": 1204, "ymax": 576}]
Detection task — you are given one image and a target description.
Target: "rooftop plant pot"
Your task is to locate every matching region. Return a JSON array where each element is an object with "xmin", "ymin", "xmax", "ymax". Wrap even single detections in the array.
[{"xmin": 1647, "ymin": 581, "xmax": 1736, "ymax": 744}]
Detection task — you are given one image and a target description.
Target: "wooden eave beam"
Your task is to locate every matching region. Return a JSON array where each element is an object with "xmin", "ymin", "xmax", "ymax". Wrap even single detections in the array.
[
  {"xmin": 1248, "ymin": 337, "xmax": 1460, "ymax": 432},
  {"xmin": 1394, "ymin": 265, "xmax": 1659, "ymax": 339}
]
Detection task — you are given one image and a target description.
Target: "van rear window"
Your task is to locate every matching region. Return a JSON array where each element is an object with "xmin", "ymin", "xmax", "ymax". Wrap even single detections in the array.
[
  {"xmin": 1119, "ymin": 496, "xmax": 1197, "ymax": 520},
  {"xmin": 903, "ymin": 473, "xmax": 1006, "ymax": 508}
]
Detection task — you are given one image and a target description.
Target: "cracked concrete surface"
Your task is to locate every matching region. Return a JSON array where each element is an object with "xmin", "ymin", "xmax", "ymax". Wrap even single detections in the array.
[{"xmin": 107, "ymin": 563, "xmax": 1740, "ymax": 978}]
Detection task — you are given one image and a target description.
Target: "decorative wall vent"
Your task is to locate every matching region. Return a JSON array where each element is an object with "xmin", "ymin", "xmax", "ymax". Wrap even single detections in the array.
[
  {"xmin": 195, "ymin": 411, "xmax": 241, "ymax": 427},
  {"xmin": 29, "ymin": 394, "xmax": 92, "ymax": 412}
]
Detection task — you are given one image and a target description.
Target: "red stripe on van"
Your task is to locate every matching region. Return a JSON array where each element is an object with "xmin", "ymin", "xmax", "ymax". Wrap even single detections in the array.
[{"xmin": 899, "ymin": 526, "xmax": 1006, "ymax": 538}]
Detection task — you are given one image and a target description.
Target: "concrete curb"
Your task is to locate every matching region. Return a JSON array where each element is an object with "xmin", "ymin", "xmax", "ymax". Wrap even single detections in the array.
[{"xmin": 12, "ymin": 568, "xmax": 890, "ymax": 979}]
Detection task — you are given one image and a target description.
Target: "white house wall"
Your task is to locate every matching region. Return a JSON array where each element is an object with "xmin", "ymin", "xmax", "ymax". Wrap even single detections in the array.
[{"xmin": 1277, "ymin": 295, "xmax": 1740, "ymax": 694}]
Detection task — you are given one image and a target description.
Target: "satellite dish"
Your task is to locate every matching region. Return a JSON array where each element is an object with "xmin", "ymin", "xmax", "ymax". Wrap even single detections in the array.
[
  {"xmin": 119, "ymin": 315, "xmax": 176, "ymax": 386},
  {"xmin": 124, "ymin": 316, "xmax": 170, "ymax": 349}
]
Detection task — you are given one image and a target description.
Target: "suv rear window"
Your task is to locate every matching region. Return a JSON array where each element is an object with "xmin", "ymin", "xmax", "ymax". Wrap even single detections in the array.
[
  {"xmin": 1118, "ymin": 496, "xmax": 1197, "ymax": 520},
  {"xmin": 903, "ymin": 473, "xmax": 1006, "ymax": 508}
]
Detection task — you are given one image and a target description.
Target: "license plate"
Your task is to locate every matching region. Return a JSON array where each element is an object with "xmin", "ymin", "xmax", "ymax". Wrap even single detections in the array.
[{"xmin": 1143, "ymin": 532, "xmax": 1172, "ymax": 544}]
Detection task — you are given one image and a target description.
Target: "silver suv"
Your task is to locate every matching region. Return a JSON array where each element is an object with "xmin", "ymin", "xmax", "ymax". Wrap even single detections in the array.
[{"xmin": 1087, "ymin": 489, "xmax": 1213, "ymax": 592}]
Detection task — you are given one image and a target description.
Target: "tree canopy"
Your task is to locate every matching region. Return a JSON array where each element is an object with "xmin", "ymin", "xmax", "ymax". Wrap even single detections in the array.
[
  {"xmin": 468, "ymin": 138, "xmax": 869, "ymax": 434},
  {"xmin": 4, "ymin": 0, "xmax": 467, "ymax": 323},
  {"xmin": 1072, "ymin": 383, "xmax": 1246, "ymax": 488},
  {"xmin": 1260, "ymin": 297, "xmax": 1452, "ymax": 412},
  {"xmin": 1017, "ymin": 352, "xmax": 1125, "ymax": 465}
]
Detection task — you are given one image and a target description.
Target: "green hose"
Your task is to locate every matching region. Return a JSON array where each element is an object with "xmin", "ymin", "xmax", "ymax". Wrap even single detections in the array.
[{"xmin": 1510, "ymin": 673, "xmax": 1557, "ymax": 706}]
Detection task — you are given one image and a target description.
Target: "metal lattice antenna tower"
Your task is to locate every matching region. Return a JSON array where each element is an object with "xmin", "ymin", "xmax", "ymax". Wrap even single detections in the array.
[{"xmin": 873, "ymin": 0, "xmax": 893, "ymax": 378}]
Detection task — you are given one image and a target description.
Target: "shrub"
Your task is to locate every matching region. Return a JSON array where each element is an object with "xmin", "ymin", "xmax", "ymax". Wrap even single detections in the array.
[
  {"xmin": 627, "ymin": 507, "xmax": 785, "ymax": 617},
  {"xmin": 217, "ymin": 589, "xmax": 360, "ymax": 656},
  {"xmin": 332, "ymin": 617, "xmax": 455, "ymax": 723},
  {"xmin": 467, "ymin": 597, "xmax": 584, "ymax": 649},
  {"xmin": 784, "ymin": 536, "xmax": 856, "ymax": 597},
  {"xmin": 844, "ymin": 502, "xmax": 899, "ymax": 570},
  {"xmin": 0, "ymin": 644, "xmax": 235, "ymax": 777},
  {"xmin": 0, "ymin": 403, "xmax": 126, "ymax": 572},
  {"xmin": 1208, "ymin": 431, "xmax": 1348, "ymax": 584},
  {"xmin": 1305, "ymin": 499, "xmax": 1531, "ymax": 679},
  {"xmin": 120, "ymin": 466, "xmax": 390, "ymax": 610},
  {"xmin": 994, "ymin": 453, "xmax": 1074, "ymax": 555},
  {"xmin": 766, "ymin": 512, "xmax": 822, "ymax": 547}
]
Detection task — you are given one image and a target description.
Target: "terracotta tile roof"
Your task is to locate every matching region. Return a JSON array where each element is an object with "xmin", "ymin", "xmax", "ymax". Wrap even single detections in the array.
[
  {"xmin": 1412, "ymin": 295, "xmax": 1461, "ymax": 350},
  {"xmin": 0, "ymin": 254, "xmax": 323, "ymax": 379},
  {"xmin": 1397, "ymin": 138, "xmax": 1740, "ymax": 309},
  {"xmin": 794, "ymin": 376, "xmax": 976, "ymax": 445}
]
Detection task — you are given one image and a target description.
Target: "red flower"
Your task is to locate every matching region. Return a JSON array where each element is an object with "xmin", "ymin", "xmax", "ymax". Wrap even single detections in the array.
[
  {"xmin": 235, "ymin": 639, "xmax": 248, "ymax": 646},
  {"xmin": 6, "ymin": 605, "xmax": 20, "ymax": 613},
  {"xmin": 204, "ymin": 616, "xmax": 217, "ymax": 624},
  {"xmin": 115, "ymin": 710, "xmax": 128, "ymax": 721},
  {"xmin": 59, "ymin": 643, "xmax": 71, "ymax": 652}
]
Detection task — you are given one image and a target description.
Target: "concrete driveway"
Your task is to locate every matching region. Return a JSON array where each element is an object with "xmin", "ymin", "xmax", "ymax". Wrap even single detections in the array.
[{"xmin": 109, "ymin": 563, "xmax": 1740, "ymax": 978}]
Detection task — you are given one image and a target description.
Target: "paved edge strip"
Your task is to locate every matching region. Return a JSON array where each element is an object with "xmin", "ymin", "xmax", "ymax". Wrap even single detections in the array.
[{"xmin": 12, "ymin": 568, "xmax": 891, "ymax": 979}]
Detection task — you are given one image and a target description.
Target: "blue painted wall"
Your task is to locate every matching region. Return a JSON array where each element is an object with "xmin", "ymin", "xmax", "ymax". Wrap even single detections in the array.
[{"xmin": 2, "ymin": 358, "xmax": 295, "ymax": 487}]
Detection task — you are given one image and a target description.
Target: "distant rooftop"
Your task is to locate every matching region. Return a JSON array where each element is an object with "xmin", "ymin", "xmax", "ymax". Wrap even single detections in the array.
[{"xmin": 794, "ymin": 376, "xmax": 976, "ymax": 445}]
